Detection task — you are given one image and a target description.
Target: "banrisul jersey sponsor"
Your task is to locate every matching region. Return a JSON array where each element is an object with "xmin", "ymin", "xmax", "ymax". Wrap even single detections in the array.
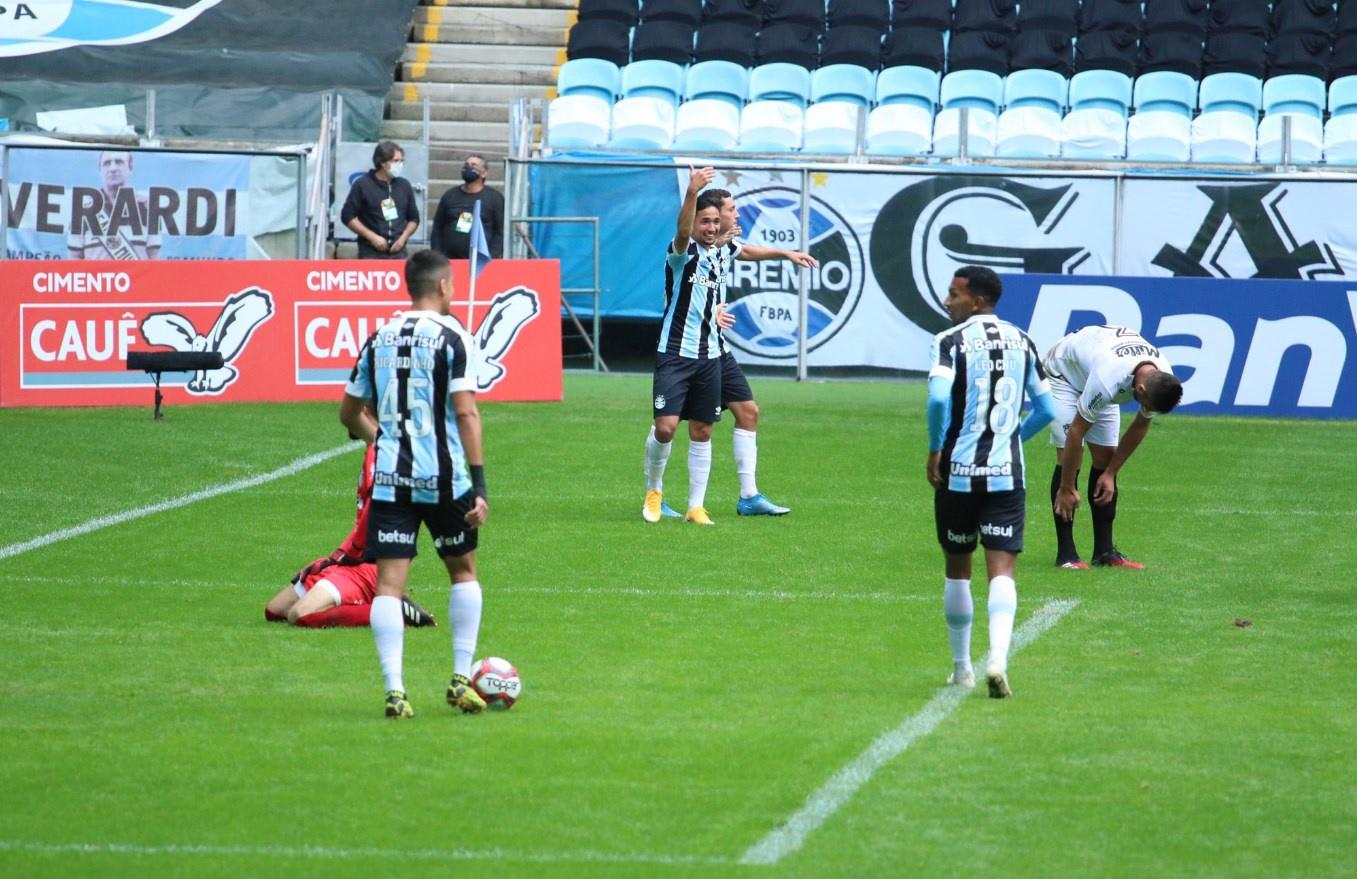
[
  {"xmin": 929, "ymin": 315, "xmax": 1049, "ymax": 493},
  {"xmin": 659, "ymin": 239, "xmax": 741, "ymax": 359},
  {"xmin": 346, "ymin": 311, "xmax": 475, "ymax": 504}
]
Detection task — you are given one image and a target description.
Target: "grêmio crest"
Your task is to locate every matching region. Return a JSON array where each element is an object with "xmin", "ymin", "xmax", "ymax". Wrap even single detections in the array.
[{"xmin": 0, "ymin": 0, "xmax": 222, "ymax": 58}]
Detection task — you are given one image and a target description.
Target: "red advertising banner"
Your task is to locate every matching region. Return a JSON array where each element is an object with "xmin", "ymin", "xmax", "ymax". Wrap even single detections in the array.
[{"xmin": 0, "ymin": 260, "xmax": 562, "ymax": 408}]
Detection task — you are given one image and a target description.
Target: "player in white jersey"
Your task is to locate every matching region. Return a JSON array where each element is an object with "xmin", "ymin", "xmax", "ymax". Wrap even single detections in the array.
[
  {"xmin": 927, "ymin": 266, "xmax": 1055, "ymax": 698},
  {"xmin": 1044, "ymin": 325, "xmax": 1183, "ymax": 570}
]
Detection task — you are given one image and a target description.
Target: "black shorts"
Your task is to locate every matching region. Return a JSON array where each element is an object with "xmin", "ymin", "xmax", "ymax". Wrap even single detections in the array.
[
  {"xmin": 719, "ymin": 351, "xmax": 754, "ymax": 408},
  {"xmin": 652, "ymin": 352, "xmax": 723, "ymax": 423},
  {"xmin": 934, "ymin": 488, "xmax": 1026, "ymax": 555},
  {"xmin": 366, "ymin": 494, "xmax": 479, "ymax": 560}
]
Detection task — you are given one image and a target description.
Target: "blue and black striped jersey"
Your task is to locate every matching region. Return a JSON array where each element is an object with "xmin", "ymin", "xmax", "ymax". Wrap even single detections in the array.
[{"xmin": 658, "ymin": 239, "xmax": 741, "ymax": 360}]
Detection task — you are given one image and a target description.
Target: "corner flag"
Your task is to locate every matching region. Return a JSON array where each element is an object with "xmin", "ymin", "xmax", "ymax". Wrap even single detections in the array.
[{"xmin": 470, "ymin": 199, "xmax": 493, "ymax": 278}]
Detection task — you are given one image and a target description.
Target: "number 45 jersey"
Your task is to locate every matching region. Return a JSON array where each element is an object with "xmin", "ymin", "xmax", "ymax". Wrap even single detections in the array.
[
  {"xmin": 929, "ymin": 315, "xmax": 1049, "ymax": 494},
  {"xmin": 346, "ymin": 310, "xmax": 477, "ymax": 504}
]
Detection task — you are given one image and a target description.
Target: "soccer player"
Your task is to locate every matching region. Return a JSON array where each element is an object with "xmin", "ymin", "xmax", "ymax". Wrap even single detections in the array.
[
  {"xmin": 263, "ymin": 443, "xmax": 435, "ymax": 629},
  {"xmin": 927, "ymin": 266, "xmax": 1055, "ymax": 698},
  {"xmin": 340, "ymin": 249, "xmax": 489, "ymax": 719},
  {"xmin": 67, "ymin": 150, "xmax": 161, "ymax": 260},
  {"xmin": 643, "ymin": 169, "xmax": 816, "ymax": 524},
  {"xmin": 1045, "ymin": 325, "xmax": 1183, "ymax": 570}
]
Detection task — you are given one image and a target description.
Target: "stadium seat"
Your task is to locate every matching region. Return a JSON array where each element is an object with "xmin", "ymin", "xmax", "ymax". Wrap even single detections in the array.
[
  {"xmin": 1073, "ymin": 30, "xmax": 1139, "ymax": 77},
  {"xmin": 865, "ymin": 103, "xmax": 934, "ymax": 155},
  {"xmin": 1126, "ymin": 71, "xmax": 1196, "ymax": 161},
  {"xmin": 621, "ymin": 59, "xmax": 685, "ymax": 106},
  {"xmin": 749, "ymin": 62, "xmax": 814, "ymax": 109},
  {"xmin": 953, "ymin": 0, "xmax": 1017, "ymax": 34},
  {"xmin": 757, "ymin": 23, "xmax": 820, "ymax": 69},
  {"xmin": 948, "ymin": 30, "xmax": 1011, "ymax": 76},
  {"xmin": 556, "ymin": 58, "xmax": 622, "ymax": 102},
  {"xmin": 546, "ymin": 94, "xmax": 612, "ymax": 148},
  {"xmin": 674, "ymin": 98, "xmax": 742, "ymax": 150},
  {"xmin": 640, "ymin": 0, "xmax": 702, "ymax": 27},
  {"xmin": 1191, "ymin": 72, "xmax": 1262, "ymax": 162},
  {"xmin": 684, "ymin": 60, "xmax": 749, "ymax": 109},
  {"xmin": 819, "ymin": 25, "xmax": 885, "ymax": 69},
  {"xmin": 1061, "ymin": 70, "xmax": 1132, "ymax": 158},
  {"xmin": 1325, "ymin": 75, "xmax": 1357, "ymax": 163},
  {"xmin": 996, "ymin": 69, "xmax": 1066, "ymax": 158},
  {"xmin": 892, "ymin": 0, "xmax": 951, "ymax": 31},
  {"xmin": 1256, "ymin": 74, "xmax": 1326, "ymax": 164},
  {"xmin": 1202, "ymin": 32, "xmax": 1267, "ymax": 78},
  {"xmin": 881, "ymin": 27, "xmax": 946, "ymax": 72},
  {"xmin": 934, "ymin": 69, "xmax": 1002, "ymax": 156},
  {"xmin": 1143, "ymin": 0, "xmax": 1209, "ymax": 36},
  {"xmin": 875, "ymin": 65, "xmax": 940, "ymax": 110},
  {"xmin": 1017, "ymin": 0, "xmax": 1079, "ymax": 34},
  {"xmin": 738, "ymin": 100, "xmax": 805, "ymax": 151},
  {"xmin": 577, "ymin": 0, "xmax": 640, "ymax": 25},
  {"xmin": 1269, "ymin": 0, "xmax": 1336, "ymax": 39},
  {"xmin": 802, "ymin": 102, "xmax": 864, "ymax": 153},
  {"xmin": 1137, "ymin": 32, "xmax": 1205, "ymax": 78},
  {"xmin": 811, "ymin": 65, "xmax": 876, "ymax": 108},
  {"xmin": 939, "ymin": 68, "xmax": 1004, "ymax": 113},
  {"xmin": 694, "ymin": 22, "xmax": 757, "ymax": 67},
  {"xmin": 607, "ymin": 96, "xmax": 676, "ymax": 149},
  {"xmin": 629, "ymin": 21, "xmax": 695, "ymax": 65},
  {"xmin": 765, "ymin": 0, "xmax": 827, "ymax": 29},
  {"xmin": 1009, "ymin": 30, "xmax": 1076, "ymax": 78},
  {"xmin": 1078, "ymin": 0, "xmax": 1143, "ymax": 34},
  {"xmin": 565, "ymin": 19, "xmax": 632, "ymax": 67},
  {"xmin": 703, "ymin": 0, "xmax": 761, "ymax": 27},
  {"xmin": 828, "ymin": 0, "xmax": 889, "ymax": 31},
  {"xmin": 1207, "ymin": 0, "xmax": 1268, "ymax": 36}
]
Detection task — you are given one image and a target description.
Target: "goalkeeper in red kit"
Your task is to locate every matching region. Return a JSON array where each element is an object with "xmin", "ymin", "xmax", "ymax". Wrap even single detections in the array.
[{"xmin": 264, "ymin": 443, "xmax": 436, "ymax": 628}]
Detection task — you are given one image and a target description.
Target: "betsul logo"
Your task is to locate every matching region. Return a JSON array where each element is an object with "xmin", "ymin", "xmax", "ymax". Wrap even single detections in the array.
[
  {"xmin": 871, "ymin": 177, "xmax": 1094, "ymax": 334},
  {"xmin": 0, "ymin": 0, "xmax": 223, "ymax": 58},
  {"xmin": 722, "ymin": 187, "xmax": 865, "ymax": 359},
  {"xmin": 140, "ymin": 288, "xmax": 274, "ymax": 394}
]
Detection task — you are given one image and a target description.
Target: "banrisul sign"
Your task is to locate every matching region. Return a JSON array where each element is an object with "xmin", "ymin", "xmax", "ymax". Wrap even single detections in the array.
[{"xmin": 0, "ymin": 0, "xmax": 223, "ymax": 57}]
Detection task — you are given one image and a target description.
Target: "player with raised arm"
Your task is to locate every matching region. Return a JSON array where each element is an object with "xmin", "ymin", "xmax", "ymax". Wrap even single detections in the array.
[
  {"xmin": 1045, "ymin": 325, "xmax": 1183, "ymax": 570},
  {"xmin": 927, "ymin": 266, "xmax": 1056, "ymax": 698},
  {"xmin": 263, "ymin": 442, "xmax": 436, "ymax": 629},
  {"xmin": 340, "ymin": 249, "xmax": 490, "ymax": 719}
]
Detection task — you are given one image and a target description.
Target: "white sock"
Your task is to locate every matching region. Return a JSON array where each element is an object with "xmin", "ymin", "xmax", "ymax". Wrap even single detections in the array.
[
  {"xmin": 448, "ymin": 580, "xmax": 483, "ymax": 679},
  {"xmin": 370, "ymin": 595, "xmax": 405, "ymax": 693},
  {"xmin": 943, "ymin": 578, "xmax": 973, "ymax": 671},
  {"xmin": 733, "ymin": 428, "xmax": 759, "ymax": 498},
  {"xmin": 644, "ymin": 427, "xmax": 672, "ymax": 492},
  {"xmin": 688, "ymin": 439, "xmax": 712, "ymax": 510},
  {"xmin": 988, "ymin": 575, "xmax": 1017, "ymax": 673}
]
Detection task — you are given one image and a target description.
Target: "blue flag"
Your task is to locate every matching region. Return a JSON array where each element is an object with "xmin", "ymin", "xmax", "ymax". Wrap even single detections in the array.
[{"xmin": 470, "ymin": 199, "xmax": 493, "ymax": 278}]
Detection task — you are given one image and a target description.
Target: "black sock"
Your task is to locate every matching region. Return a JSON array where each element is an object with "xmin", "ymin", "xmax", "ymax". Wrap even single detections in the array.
[
  {"xmin": 1052, "ymin": 465, "xmax": 1079, "ymax": 562},
  {"xmin": 1089, "ymin": 466, "xmax": 1117, "ymax": 559}
]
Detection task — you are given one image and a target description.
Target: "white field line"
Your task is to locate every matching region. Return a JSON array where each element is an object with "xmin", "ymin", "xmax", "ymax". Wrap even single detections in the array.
[
  {"xmin": 741, "ymin": 598, "xmax": 1081, "ymax": 867},
  {"xmin": 0, "ymin": 443, "xmax": 359, "ymax": 562},
  {"xmin": 0, "ymin": 839, "xmax": 730, "ymax": 867}
]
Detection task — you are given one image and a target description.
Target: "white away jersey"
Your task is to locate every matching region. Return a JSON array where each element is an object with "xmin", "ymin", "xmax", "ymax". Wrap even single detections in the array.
[{"xmin": 1043, "ymin": 325, "xmax": 1174, "ymax": 422}]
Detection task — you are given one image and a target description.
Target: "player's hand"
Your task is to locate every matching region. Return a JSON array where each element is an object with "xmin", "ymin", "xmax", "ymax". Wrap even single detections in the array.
[
  {"xmin": 714, "ymin": 303, "xmax": 735, "ymax": 330},
  {"xmin": 464, "ymin": 496, "xmax": 489, "ymax": 528},
  {"xmin": 717, "ymin": 224, "xmax": 743, "ymax": 246},
  {"xmin": 370, "ymin": 236, "xmax": 390, "ymax": 253},
  {"xmin": 1053, "ymin": 485, "xmax": 1081, "ymax": 521},
  {"xmin": 926, "ymin": 452, "xmax": 944, "ymax": 490},
  {"xmin": 687, "ymin": 164, "xmax": 716, "ymax": 195},
  {"xmin": 787, "ymin": 251, "xmax": 819, "ymax": 268},
  {"xmin": 292, "ymin": 556, "xmax": 335, "ymax": 585},
  {"xmin": 1092, "ymin": 471, "xmax": 1118, "ymax": 504}
]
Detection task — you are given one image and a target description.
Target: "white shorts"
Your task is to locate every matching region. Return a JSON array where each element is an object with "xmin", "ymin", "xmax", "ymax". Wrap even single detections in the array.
[{"xmin": 1048, "ymin": 378, "xmax": 1122, "ymax": 449}]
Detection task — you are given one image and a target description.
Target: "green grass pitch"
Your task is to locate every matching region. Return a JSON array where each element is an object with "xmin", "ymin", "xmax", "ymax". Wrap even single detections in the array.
[{"xmin": 1, "ymin": 374, "xmax": 1354, "ymax": 878}]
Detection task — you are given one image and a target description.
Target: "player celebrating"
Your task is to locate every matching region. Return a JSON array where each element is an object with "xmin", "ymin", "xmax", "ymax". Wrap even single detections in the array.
[
  {"xmin": 340, "ymin": 249, "xmax": 490, "ymax": 719},
  {"xmin": 927, "ymin": 266, "xmax": 1055, "ymax": 698},
  {"xmin": 263, "ymin": 443, "xmax": 435, "ymax": 629},
  {"xmin": 643, "ymin": 168, "xmax": 816, "ymax": 524},
  {"xmin": 1045, "ymin": 325, "xmax": 1183, "ymax": 570}
]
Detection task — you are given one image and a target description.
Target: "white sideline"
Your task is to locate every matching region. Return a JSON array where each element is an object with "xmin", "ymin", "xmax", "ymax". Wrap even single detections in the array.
[
  {"xmin": 741, "ymin": 598, "xmax": 1080, "ymax": 866},
  {"xmin": 0, "ymin": 839, "xmax": 730, "ymax": 867},
  {"xmin": 0, "ymin": 443, "xmax": 358, "ymax": 562}
]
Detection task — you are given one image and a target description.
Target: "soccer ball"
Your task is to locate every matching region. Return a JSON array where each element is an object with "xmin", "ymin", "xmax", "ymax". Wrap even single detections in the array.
[{"xmin": 470, "ymin": 656, "xmax": 522, "ymax": 710}]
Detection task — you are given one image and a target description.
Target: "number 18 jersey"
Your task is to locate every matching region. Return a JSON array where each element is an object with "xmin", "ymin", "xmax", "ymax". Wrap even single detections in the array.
[
  {"xmin": 346, "ymin": 310, "xmax": 476, "ymax": 504},
  {"xmin": 929, "ymin": 314, "xmax": 1049, "ymax": 493}
]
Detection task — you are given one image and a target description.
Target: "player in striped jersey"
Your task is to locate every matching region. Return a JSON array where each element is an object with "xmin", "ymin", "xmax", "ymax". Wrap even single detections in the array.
[
  {"xmin": 927, "ymin": 266, "xmax": 1055, "ymax": 698},
  {"xmin": 1045, "ymin": 325, "xmax": 1183, "ymax": 570},
  {"xmin": 643, "ymin": 168, "xmax": 817, "ymax": 525},
  {"xmin": 341, "ymin": 250, "xmax": 489, "ymax": 719}
]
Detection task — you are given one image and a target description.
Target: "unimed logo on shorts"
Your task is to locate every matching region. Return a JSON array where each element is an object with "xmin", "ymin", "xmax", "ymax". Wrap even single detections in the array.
[{"xmin": 722, "ymin": 187, "xmax": 865, "ymax": 359}]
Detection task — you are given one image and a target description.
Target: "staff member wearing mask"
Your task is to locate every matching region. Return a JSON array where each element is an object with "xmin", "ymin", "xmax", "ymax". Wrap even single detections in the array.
[
  {"xmin": 430, "ymin": 154, "xmax": 504, "ymax": 260},
  {"xmin": 342, "ymin": 141, "xmax": 420, "ymax": 260}
]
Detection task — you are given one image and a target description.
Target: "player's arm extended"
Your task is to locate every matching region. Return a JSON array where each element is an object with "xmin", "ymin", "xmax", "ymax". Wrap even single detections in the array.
[
  {"xmin": 925, "ymin": 375, "xmax": 950, "ymax": 488},
  {"xmin": 1020, "ymin": 389, "xmax": 1056, "ymax": 442},
  {"xmin": 454, "ymin": 389, "xmax": 489, "ymax": 526},
  {"xmin": 674, "ymin": 165, "xmax": 715, "ymax": 253},
  {"xmin": 1106, "ymin": 411, "xmax": 1152, "ymax": 477},
  {"xmin": 735, "ymin": 244, "xmax": 819, "ymax": 267},
  {"xmin": 340, "ymin": 394, "xmax": 377, "ymax": 444}
]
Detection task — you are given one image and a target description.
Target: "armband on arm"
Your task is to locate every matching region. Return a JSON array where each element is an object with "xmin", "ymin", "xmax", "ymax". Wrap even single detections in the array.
[{"xmin": 470, "ymin": 464, "xmax": 487, "ymax": 501}]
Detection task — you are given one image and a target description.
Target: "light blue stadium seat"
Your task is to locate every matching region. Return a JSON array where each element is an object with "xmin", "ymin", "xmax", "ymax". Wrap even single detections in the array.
[
  {"xmin": 684, "ymin": 60, "xmax": 749, "ymax": 110},
  {"xmin": 997, "ymin": 70, "xmax": 1066, "ymax": 158},
  {"xmin": 1198, "ymin": 72, "xmax": 1262, "ymax": 116},
  {"xmin": 1062, "ymin": 69, "xmax": 1132, "ymax": 158},
  {"xmin": 557, "ymin": 58, "xmax": 622, "ymax": 102},
  {"xmin": 1069, "ymin": 69, "xmax": 1133, "ymax": 115},
  {"xmin": 1133, "ymin": 71, "xmax": 1197, "ymax": 117},
  {"xmin": 1325, "ymin": 76, "xmax": 1357, "ymax": 164},
  {"xmin": 810, "ymin": 64, "xmax": 875, "ymax": 109},
  {"xmin": 621, "ymin": 59, "xmax": 685, "ymax": 107},
  {"xmin": 1329, "ymin": 75, "xmax": 1357, "ymax": 116},
  {"xmin": 803, "ymin": 102, "xmax": 863, "ymax": 154},
  {"xmin": 674, "ymin": 98, "xmax": 742, "ymax": 150},
  {"xmin": 935, "ymin": 70, "xmax": 1002, "ymax": 157},
  {"xmin": 1263, "ymin": 74, "xmax": 1325, "ymax": 121},
  {"xmin": 940, "ymin": 69, "xmax": 1003, "ymax": 114},
  {"xmin": 875, "ymin": 65, "xmax": 939, "ymax": 112},
  {"xmin": 1004, "ymin": 69, "xmax": 1067, "ymax": 113},
  {"xmin": 749, "ymin": 62, "xmax": 813, "ymax": 109},
  {"xmin": 546, "ymin": 94, "xmax": 612, "ymax": 148},
  {"xmin": 1192, "ymin": 73, "xmax": 1263, "ymax": 163},
  {"xmin": 1258, "ymin": 74, "xmax": 1325, "ymax": 164}
]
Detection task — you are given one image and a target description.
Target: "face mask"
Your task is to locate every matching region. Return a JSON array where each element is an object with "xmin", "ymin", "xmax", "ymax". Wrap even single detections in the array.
[
  {"xmin": 389, "ymin": 160, "xmax": 404, "ymax": 179},
  {"xmin": 461, "ymin": 165, "xmax": 481, "ymax": 183}
]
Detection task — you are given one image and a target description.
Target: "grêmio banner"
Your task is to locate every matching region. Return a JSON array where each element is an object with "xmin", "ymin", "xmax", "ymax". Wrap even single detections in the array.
[
  {"xmin": 998, "ymin": 274, "xmax": 1357, "ymax": 420},
  {"xmin": 0, "ymin": 260, "xmax": 563, "ymax": 407}
]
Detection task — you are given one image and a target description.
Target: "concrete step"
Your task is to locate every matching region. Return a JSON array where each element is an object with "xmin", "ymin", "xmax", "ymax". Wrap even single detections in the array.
[
  {"xmin": 381, "ymin": 118, "xmax": 510, "ymax": 141},
  {"xmin": 402, "ymin": 42, "xmax": 561, "ymax": 66},
  {"xmin": 388, "ymin": 101, "xmax": 511, "ymax": 123},
  {"xmin": 400, "ymin": 61, "xmax": 557, "ymax": 85},
  {"xmin": 389, "ymin": 81, "xmax": 553, "ymax": 104},
  {"xmin": 412, "ymin": 5, "xmax": 573, "ymax": 30},
  {"xmin": 412, "ymin": 21, "xmax": 567, "ymax": 45},
  {"xmin": 423, "ymin": 0, "xmax": 575, "ymax": 9}
]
